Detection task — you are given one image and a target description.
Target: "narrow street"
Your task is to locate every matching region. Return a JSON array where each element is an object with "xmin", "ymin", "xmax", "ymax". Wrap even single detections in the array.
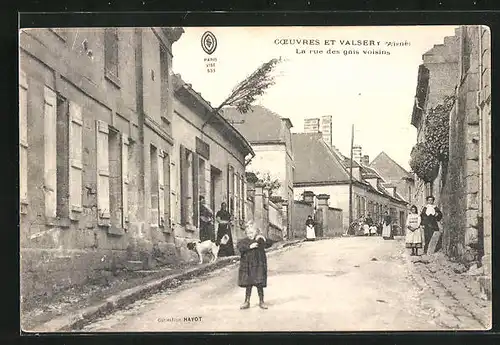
[{"xmin": 81, "ymin": 237, "xmax": 466, "ymax": 332}]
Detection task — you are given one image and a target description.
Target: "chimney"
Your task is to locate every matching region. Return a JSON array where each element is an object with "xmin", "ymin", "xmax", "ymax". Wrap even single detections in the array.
[
  {"xmin": 353, "ymin": 145, "xmax": 362, "ymax": 163},
  {"xmin": 361, "ymin": 155, "xmax": 370, "ymax": 166}
]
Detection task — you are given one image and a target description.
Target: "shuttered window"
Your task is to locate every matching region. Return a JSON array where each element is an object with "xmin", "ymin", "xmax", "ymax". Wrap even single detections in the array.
[
  {"xmin": 121, "ymin": 134, "xmax": 129, "ymax": 226},
  {"xmin": 69, "ymin": 102, "xmax": 83, "ymax": 213},
  {"xmin": 180, "ymin": 145, "xmax": 187, "ymax": 225},
  {"xmin": 104, "ymin": 28, "xmax": 119, "ymax": 78},
  {"xmin": 96, "ymin": 120, "xmax": 110, "ymax": 219},
  {"xmin": 44, "ymin": 87, "xmax": 57, "ymax": 218},
  {"xmin": 19, "ymin": 72, "xmax": 28, "ymax": 206}
]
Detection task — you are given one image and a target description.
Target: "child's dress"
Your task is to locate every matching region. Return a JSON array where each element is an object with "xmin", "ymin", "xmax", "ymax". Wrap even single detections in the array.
[
  {"xmin": 405, "ymin": 213, "xmax": 423, "ymax": 248},
  {"xmin": 237, "ymin": 236, "xmax": 273, "ymax": 288}
]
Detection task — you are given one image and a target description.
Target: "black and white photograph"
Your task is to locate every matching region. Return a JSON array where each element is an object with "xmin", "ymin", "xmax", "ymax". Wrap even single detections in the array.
[{"xmin": 19, "ymin": 25, "xmax": 492, "ymax": 332}]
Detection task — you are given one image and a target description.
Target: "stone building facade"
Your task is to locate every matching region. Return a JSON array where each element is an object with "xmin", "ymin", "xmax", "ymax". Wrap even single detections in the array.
[
  {"xmin": 410, "ymin": 26, "xmax": 491, "ymax": 297},
  {"xmin": 19, "ymin": 27, "xmax": 185, "ymax": 304},
  {"xmin": 171, "ymin": 75, "xmax": 254, "ymax": 256},
  {"xmin": 222, "ymin": 106, "xmax": 294, "ymax": 239},
  {"xmin": 292, "ymin": 133, "xmax": 408, "ymax": 232}
]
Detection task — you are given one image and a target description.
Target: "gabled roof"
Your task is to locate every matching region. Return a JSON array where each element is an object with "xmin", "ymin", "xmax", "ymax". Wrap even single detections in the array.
[
  {"xmin": 172, "ymin": 74, "xmax": 254, "ymax": 157},
  {"xmin": 370, "ymin": 151, "xmax": 412, "ymax": 179},
  {"xmin": 221, "ymin": 105, "xmax": 291, "ymax": 144},
  {"xmin": 292, "ymin": 133, "xmax": 351, "ymax": 184}
]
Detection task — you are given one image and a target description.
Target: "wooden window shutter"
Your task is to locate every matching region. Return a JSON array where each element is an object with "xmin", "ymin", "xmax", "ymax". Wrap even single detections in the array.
[
  {"xmin": 121, "ymin": 134, "xmax": 129, "ymax": 226},
  {"xmin": 19, "ymin": 71, "xmax": 28, "ymax": 205},
  {"xmin": 243, "ymin": 174, "xmax": 247, "ymax": 219},
  {"xmin": 192, "ymin": 152, "xmax": 199, "ymax": 227},
  {"xmin": 158, "ymin": 149, "xmax": 165, "ymax": 227},
  {"xmin": 163, "ymin": 152, "xmax": 171, "ymax": 229},
  {"xmin": 69, "ymin": 101, "xmax": 83, "ymax": 214},
  {"xmin": 96, "ymin": 120, "xmax": 110, "ymax": 219},
  {"xmin": 44, "ymin": 86, "xmax": 57, "ymax": 218},
  {"xmin": 179, "ymin": 145, "xmax": 187, "ymax": 225}
]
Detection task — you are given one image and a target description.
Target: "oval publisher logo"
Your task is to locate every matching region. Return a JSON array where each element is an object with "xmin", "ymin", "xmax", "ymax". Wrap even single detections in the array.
[{"xmin": 201, "ymin": 31, "xmax": 217, "ymax": 55}]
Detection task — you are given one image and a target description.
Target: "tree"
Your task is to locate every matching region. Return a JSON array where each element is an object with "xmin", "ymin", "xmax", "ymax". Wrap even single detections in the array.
[
  {"xmin": 215, "ymin": 57, "xmax": 283, "ymax": 114},
  {"xmin": 201, "ymin": 58, "xmax": 283, "ymax": 131},
  {"xmin": 255, "ymin": 172, "xmax": 281, "ymax": 197}
]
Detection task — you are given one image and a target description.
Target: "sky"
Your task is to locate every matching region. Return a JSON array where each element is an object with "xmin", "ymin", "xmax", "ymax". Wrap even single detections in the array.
[{"xmin": 171, "ymin": 26, "xmax": 458, "ymax": 170}]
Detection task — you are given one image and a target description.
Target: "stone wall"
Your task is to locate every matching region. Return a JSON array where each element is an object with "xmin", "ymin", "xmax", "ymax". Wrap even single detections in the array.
[
  {"xmin": 19, "ymin": 28, "xmax": 183, "ymax": 305},
  {"xmin": 440, "ymin": 26, "xmax": 487, "ymax": 266}
]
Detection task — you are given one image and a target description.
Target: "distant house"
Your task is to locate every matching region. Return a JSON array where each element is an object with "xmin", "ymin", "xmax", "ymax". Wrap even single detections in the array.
[
  {"xmin": 292, "ymin": 133, "xmax": 408, "ymax": 231},
  {"xmin": 369, "ymin": 151, "xmax": 416, "ymax": 206},
  {"xmin": 222, "ymin": 105, "xmax": 294, "ymax": 238}
]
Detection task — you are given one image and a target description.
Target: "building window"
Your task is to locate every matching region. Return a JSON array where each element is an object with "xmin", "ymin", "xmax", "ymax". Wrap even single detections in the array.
[
  {"xmin": 68, "ymin": 102, "xmax": 83, "ymax": 214},
  {"xmin": 19, "ymin": 72, "xmax": 28, "ymax": 211},
  {"xmin": 96, "ymin": 120, "xmax": 110, "ymax": 221},
  {"xmin": 180, "ymin": 145, "xmax": 195, "ymax": 227},
  {"xmin": 160, "ymin": 46, "xmax": 169, "ymax": 117},
  {"xmin": 44, "ymin": 86, "xmax": 58, "ymax": 219},
  {"xmin": 104, "ymin": 28, "xmax": 119, "ymax": 79}
]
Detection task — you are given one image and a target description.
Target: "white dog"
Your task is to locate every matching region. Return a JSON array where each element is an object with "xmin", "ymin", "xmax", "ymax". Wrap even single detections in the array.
[{"xmin": 187, "ymin": 234, "xmax": 230, "ymax": 264}]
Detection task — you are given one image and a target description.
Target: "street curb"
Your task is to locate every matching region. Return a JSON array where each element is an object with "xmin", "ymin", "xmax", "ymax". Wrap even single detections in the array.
[{"xmin": 28, "ymin": 238, "xmax": 306, "ymax": 333}]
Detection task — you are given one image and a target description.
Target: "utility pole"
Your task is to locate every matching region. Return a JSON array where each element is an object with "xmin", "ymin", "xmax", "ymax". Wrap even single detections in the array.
[{"xmin": 348, "ymin": 124, "xmax": 354, "ymax": 231}]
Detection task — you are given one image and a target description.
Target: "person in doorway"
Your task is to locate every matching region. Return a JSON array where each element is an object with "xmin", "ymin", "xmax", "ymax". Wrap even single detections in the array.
[
  {"xmin": 305, "ymin": 215, "xmax": 316, "ymax": 241},
  {"xmin": 382, "ymin": 211, "xmax": 393, "ymax": 240},
  {"xmin": 405, "ymin": 205, "xmax": 423, "ymax": 256},
  {"xmin": 237, "ymin": 222, "xmax": 274, "ymax": 310},
  {"xmin": 199, "ymin": 196, "xmax": 214, "ymax": 242},
  {"xmin": 420, "ymin": 196, "xmax": 443, "ymax": 254},
  {"xmin": 215, "ymin": 202, "xmax": 235, "ymax": 257}
]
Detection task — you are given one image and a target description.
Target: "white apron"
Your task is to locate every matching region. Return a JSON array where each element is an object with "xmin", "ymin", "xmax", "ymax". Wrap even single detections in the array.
[
  {"xmin": 306, "ymin": 225, "xmax": 316, "ymax": 240},
  {"xmin": 363, "ymin": 224, "xmax": 370, "ymax": 235},
  {"xmin": 382, "ymin": 224, "xmax": 392, "ymax": 238}
]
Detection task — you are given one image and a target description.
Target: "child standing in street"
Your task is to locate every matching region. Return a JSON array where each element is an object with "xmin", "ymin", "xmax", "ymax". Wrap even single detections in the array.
[{"xmin": 237, "ymin": 222, "xmax": 273, "ymax": 310}]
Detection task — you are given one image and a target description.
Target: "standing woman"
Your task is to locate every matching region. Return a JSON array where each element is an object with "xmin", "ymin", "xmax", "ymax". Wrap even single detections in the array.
[
  {"xmin": 215, "ymin": 202, "xmax": 235, "ymax": 257},
  {"xmin": 381, "ymin": 211, "xmax": 393, "ymax": 240},
  {"xmin": 420, "ymin": 196, "xmax": 443, "ymax": 254},
  {"xmin": 305, "ymin": 215, "xmax": 316, "ymax": 241},
  {"xmin": 405, "ymin": 205, "xmax": 423, "ymax": 256}
]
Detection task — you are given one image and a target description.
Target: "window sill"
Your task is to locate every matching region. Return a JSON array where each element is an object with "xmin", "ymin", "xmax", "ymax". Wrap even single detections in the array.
[
  {"xmin": 105, "ymin": 70, "xmax": 121, "ymax": 89},
  {"xmin": 108, "ymin": 226, "xmax": 125, "ymax": 236},
  {"xmin": 45, "ymin": 217, "xmax": 71, "ymax": 228}
]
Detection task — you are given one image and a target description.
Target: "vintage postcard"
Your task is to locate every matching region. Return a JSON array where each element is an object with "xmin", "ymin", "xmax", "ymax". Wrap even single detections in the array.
[{"xmin": 19, "ymin": 25, "xmax": 491, "ymax": 332}]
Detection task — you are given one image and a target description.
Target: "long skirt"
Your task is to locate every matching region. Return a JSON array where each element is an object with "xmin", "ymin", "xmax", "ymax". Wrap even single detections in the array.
[
  {"xmin": 382, "ymin": 224, "xmax": 393, "ymax": 239},
  {"xmin": 217, "ymin": 223, "xmax": 235, "ymax": 256},
  {"xmin": 405, "ymin": 227, "xmax": 423, "ymax": 248},
  {"xmin": 306, "ymin": 225, "xmax": 316, "ymax": 240},
  {"xmin": 363, "ymin": 224, "xmax": 370, "ymax": 235}
]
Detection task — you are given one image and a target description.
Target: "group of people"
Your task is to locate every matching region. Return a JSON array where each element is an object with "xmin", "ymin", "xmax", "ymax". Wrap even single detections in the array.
[
  {"xmin": 404, "ymin": 195, "xmax": 443, "ymax": 256},
  {"xmin": 354, "ymin": 211, "xmax": 393, "ymax": 239},
  {"xmin": 199, "ymin": 196, "xmax": 235, "ymax": 257},
  {"xmin": 199, "ymin": 196, "xmax": 272, "ymax": 309}
]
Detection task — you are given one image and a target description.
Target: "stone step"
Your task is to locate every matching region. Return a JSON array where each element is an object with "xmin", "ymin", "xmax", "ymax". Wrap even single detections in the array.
[{"xmin": 125, "ymin": 260, "xmax": 144, "ymax": 271}]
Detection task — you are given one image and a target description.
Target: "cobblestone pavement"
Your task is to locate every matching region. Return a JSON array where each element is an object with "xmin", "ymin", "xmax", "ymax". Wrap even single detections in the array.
[
  {"xmin": 81, "ymin": 237, "xmax": 490, "ymax": 332},
  {"xmin": 405, "ymin": 249, "xmax": 491, "ymax": 330}
]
